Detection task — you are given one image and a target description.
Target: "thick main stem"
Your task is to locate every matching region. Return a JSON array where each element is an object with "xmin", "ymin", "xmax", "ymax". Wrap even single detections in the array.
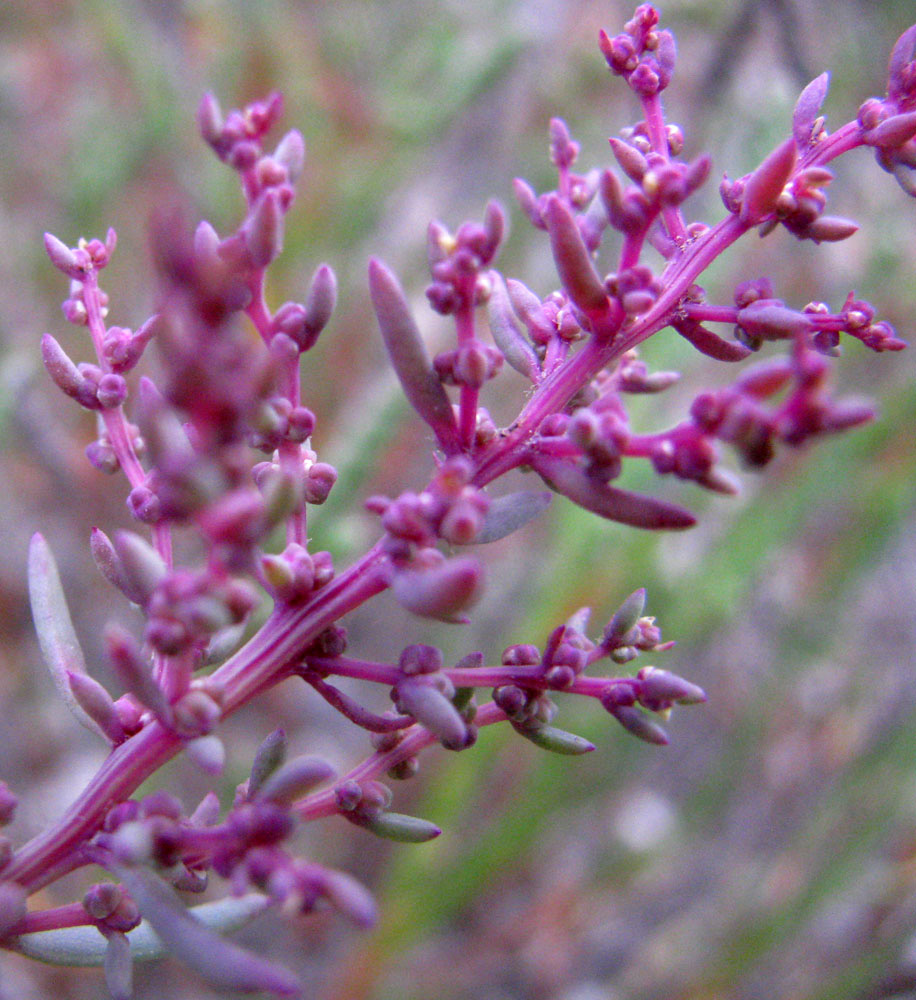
[{"xmin": 6, "ymin": 544, "xmax": 389, "ymax": 894}]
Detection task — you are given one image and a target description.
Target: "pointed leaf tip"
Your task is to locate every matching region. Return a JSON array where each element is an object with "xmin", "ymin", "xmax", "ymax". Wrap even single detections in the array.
[
  {"xmin": 793, "ymin": 73, "xmax": 829, "ymax": 148},
  {"xmin": 114, "ymin": 866, "xmax": 300, "ymax": 996},
  {"xmin": 28, "ymin": 534, "xmax": 109, "ymax": 741},
  {"xmin": 368, "ymin": 258, "xmax": 460, "ymax": 452}
]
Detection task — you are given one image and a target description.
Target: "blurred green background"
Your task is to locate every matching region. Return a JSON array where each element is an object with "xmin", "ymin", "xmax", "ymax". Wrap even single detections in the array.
[{"xmin": 0, "ymin": 1, "xmax": 914, "ymax": 998}]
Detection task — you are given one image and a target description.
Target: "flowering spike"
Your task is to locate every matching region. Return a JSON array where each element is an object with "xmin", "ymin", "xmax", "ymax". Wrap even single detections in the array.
[{"xmin": 368, "ymin": 257, "xmax": 461, "ymax": 452}]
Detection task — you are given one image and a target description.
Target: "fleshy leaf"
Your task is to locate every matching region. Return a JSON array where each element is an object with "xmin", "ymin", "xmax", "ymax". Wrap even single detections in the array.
[
  {"xmin": 364, "ymin": 811, "xmax": 441, "ymax": 843},
  {"xmin": 603, "ymin": 588, "xmax": 647, "ymax": 645},
  {"xmin": 888, "ymin": 25, "xmax": 916, "ymax": 105},
  {"xmin": 28, "ymin": 534, "xmax": 109, "ymax": 741},
  {"xmin": 113, "ymin": 867, "xmax": 299, "ymax": 996},
  {"xmin": 740, "ymin": 137, "xmax": 797, "ymax": 224},
  {"xmin": 792, "ymin": 73, "xmax": 829, "ymax": 148},
  {"xmin": 531, "ymin": 455, "xmax": 695, "ymax": 530},
  {"xmin": 671, "ymin": 317, "xmax": 751, "ymax": 362},
  {"xmin": 368, "ymin": 258, "xmax": 460, "ymax": 453},
  {"xmin": 515, "ymin": 723, "xmax": 595, "ymax": 755},
  {"xmin": 391, "ymin": 556, "xmax": 484, "ymax": 622},
  {"xmin": 12, "ymin": 894, "xmax": 271, "ymax": 967},
  {"xmin": 248, "ymin": 728, "xmax": 288, "ymax": 797},
  {"xmin": 486, "ymin": 272, "xmax": 541, "ymax": 381},
  {"xmin": 104, "ymin": 932, "xmax": 133, "ymax": 1000},
  {"xmin": 470, "ymin": 490, "xmax": 552, "ymax": 544},
  {"xmin": 543, "ymin": 196, "xmax": 609, "ymax": 318},
  {"xmin": 395, "ymin": 679, "xmax": 467, "ymax": 749}
]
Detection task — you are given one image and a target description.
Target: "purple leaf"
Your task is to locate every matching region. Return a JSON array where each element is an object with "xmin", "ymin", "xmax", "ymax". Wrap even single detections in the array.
[
  {"xmin": 368, "ymin": 258, "xmax": 460, "ymax": 453},
  {"xmin": 486, "ymin": 272, "xmax": 541, "ymax": 382},
  {"xmin": 515, "ymin": 723, "xmax": 595, "ymax": 755},
  {"xmin": 543, "ymin": 196, "xmax": 609, "ymax": 318},
  {"xmin": 28, "ymin": 534, "xmax": 110, "ymax": 742},
  {"xmin": 104, "ymin": 932, "xmax": 133, "ymax": 1000},
  {"xmin": 362, "ymin": 811, "xmax": 441, "ymax": 843},
  {"xmin": 531, "ymin": 455, "xmax": 695, "ymax": 530},
  {"xmin": 671, "ymin": 317, "xmax": 752, "ymax": 362},
  {"xmin": 391, "ymin": 556, "xmax": 484, "ymax": 622},
  {"xmin": 395, "ymin": 679, "xmax": 468, "ymax": 749},
  {"xmin": 248, "ymin": 728, "xmax": 288, "ymax": 797},
  {"xmin": 256, "ymin": 755, "xmax": 336, "ymax": 804},
  {"xmin": 792, "ymin": 73, "xmax": 829, "ymax": 148},
  {"xmin": 114, "ymin": 866, "xmax": 299, "ymax": 997},
  {"xmin": 740, "ymin": 137, "xmax": 797, "ymax": 224}
]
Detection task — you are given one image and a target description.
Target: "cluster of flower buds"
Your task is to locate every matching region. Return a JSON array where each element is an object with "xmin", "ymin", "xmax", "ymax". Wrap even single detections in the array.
[
  {"xmin": 370, "ymin": 455, "xmax": 490, "ymax": 551},
  {"xmin": 857, "ymin": 24, "xmax": 916, "ymax": 194},
  {"xmin": 601, "ymin": 137, "xmax": 710, "ymax": 245},
  {"xmin": 598, "ymin": 3, "xmax": 676, "ymax": 97},
  {"xmin": 366, "ymin": 457, "xmax": 489, "ymax": 621},
  {"xmin": 425, "ymin": 202, "xmax": 505, "ymax": 316},
  {"xmin": 513, "ymin": 119, "xmax": 605, "ymax": 251}
]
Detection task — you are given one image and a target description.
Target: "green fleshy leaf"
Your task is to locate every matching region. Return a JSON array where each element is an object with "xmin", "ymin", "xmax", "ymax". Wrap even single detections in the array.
[
  {"xmin": 12, "ymin": 893, "xmax": 271, "ymax": 968},
  {"xmin": 27, "ymin": 533, "xmax": 107, "ymax": 742}
]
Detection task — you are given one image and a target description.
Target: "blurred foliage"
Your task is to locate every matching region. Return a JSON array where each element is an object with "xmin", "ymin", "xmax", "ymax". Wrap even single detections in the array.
[{"xmin": 0, "ymin": 1, "xmax": 914, "ymax": 999}]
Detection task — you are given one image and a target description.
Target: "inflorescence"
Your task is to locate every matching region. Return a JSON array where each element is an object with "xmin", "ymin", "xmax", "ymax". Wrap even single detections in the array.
[{"xmin": 1, "ymin": 6, "xmax": 913, "ymax": 997}]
